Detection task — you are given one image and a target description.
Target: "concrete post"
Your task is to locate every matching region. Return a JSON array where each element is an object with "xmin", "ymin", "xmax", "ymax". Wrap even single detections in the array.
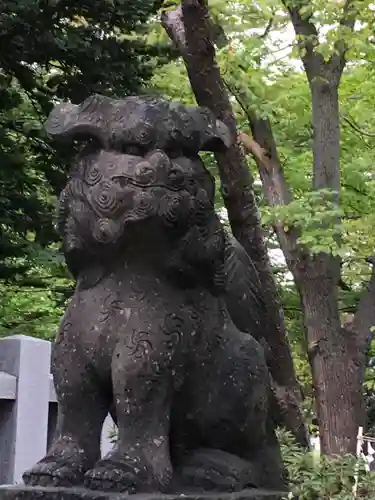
[{"xmin": 0, "ymin": 336, "xmax": 51, "ymax": 485}]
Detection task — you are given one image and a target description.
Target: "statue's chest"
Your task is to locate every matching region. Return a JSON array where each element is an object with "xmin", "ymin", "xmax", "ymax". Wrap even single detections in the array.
[{"xmin": 65, "ymin": 272, "xmax": 224, "ymax": 354}]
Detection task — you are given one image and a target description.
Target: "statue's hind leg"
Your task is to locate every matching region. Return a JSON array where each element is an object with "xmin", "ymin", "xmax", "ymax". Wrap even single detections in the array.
[
  {"xmin": 23, "ymin": 339, "xmax": 111, "ymax": 487},
  {"xmin": 227, "ymin": 331, "xmax": 287, "ymax": 490},
  {"xmin": 176, "ymin": 324, "xmax": 287, "ymax": 492}
]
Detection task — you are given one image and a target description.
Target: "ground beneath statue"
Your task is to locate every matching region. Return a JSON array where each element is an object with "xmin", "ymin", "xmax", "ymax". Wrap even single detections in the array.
[{"xmin": 0, "ymin": 485, "xmax": 288, "ymax": 500}]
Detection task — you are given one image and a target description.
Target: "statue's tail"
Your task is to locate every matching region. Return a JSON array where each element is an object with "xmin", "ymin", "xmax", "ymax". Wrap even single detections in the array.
[{"xmin": 222, "ymin": 232, "xmax": 266, "ymax": 338}]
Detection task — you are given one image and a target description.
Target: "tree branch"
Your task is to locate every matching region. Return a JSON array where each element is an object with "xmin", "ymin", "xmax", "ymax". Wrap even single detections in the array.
[
  {"xmin": 259, "ymin": 16, "xmax": 274, "ymax": 40},
  {"xmin": 161, "ymin": 5, "xmax": 186, "ymax": 53},
  {"xmin": 239, "ymin": 128, "xmax": 310, "ymax": 280},
  {"xmin": 283, "ymin": 0, "xmax": 357, "ymax": 81},
  {"xmin": 223, "ymin": 79, "xmax": 291, "ymax": 206},
  {"xmin": 331, "ymin": 0, "xmax": 357, "ymax": 73},
  {"xmin": 342, "ymin": 115, "xmax": 375, "ymax": 138},
  {"xmin": 340, "ymin": 0, "xmax": 356, "ymax": 30},
  {"xmin": 161, "ymin": 3, "xmax": 229, "ymax": 51},
  {"xmin": 344, "ymin": 256, "xmax": 375, "ymax": 431},
  {"xmin": 224, "ymin": 75, "xmax": 309, "ymax": 295},
  {"xmin": 282, "ymin": 1, "xmax": 319, "ymax": 75},
  {"xmin": 238, "ymin": 132, "xmax": 268, "ymax": 166},
  {"xmin": 283, "ymin": 1, "xmax": 318, "ymax": 39}
]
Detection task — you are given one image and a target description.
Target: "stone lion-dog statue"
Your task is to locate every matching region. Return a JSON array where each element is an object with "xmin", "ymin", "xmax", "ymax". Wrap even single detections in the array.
[{"xmin": 23, "ymin": 94, "xmax": 285, "ymax": 494}]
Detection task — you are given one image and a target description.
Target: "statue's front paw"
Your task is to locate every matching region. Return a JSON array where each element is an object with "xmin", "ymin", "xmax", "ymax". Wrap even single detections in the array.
[
  {"xmin": 84, "ymin": 450, "xmax": 172, "ymax": 493},
  {"xmin": 23, "ymin": 439, "xmax": 93, "ymax": 487},
  {"xmin": 23, "ymin": 460, "xmax": 82, "ymax": 487}
]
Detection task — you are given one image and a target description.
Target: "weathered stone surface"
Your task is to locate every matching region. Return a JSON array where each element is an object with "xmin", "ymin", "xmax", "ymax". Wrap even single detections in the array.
[
  {"xmin": 0, "ymin": 485, "xmax": 286, "ymax": 500},
  {"xmin": 44, "ymin": 94, "xmax": 232, "ymax": 154},
  {"xmin": 22, "ymin": 94, "xmax": 286, "ymax": 495}
]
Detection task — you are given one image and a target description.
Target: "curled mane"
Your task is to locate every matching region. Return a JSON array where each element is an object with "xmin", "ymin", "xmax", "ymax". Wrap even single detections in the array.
[
  {"xmin": 162, "ymin": 172, "xmax": 227, "ymax": 295},
  {"xmin": 58, "ymin": 144, "xmax": 227, "ymax": 294}
]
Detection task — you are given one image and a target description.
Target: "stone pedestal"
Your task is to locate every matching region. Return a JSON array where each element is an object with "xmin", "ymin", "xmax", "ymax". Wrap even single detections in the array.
[{"xmin": 0, "ymin": 486, "xmax": 287, "ymax": 500}]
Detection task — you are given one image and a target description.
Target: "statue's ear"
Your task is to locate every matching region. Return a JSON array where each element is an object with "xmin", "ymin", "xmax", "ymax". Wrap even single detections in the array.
[
  {"xmin": 188, "ymin": 108, "xmax": 233, "ymax": 152},
  {"xmin": 200, "ymin": 118, "xmax": 233, "ymax": 151},
  {"xmin": 44, "ymin": 94, "xmax": 111, "ymax": 146}
]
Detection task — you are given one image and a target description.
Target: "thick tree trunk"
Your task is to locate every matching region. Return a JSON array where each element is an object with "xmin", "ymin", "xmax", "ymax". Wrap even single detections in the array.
[
  {"xmin": 280, "ymin": 0, "xmax": 363, "ymax": 455},
  {"xmin": 241, "ymin": 107, "xmax": 360, "ymax": 453},
  {"xmin": 301, "ymin": 76, "xmax": 359, "ymax": 453},
  {"xmin": 240, "ymin": 1, "xmax": 364, "ymax": 454},
  {"xmin": 241, "ymin": 106, "xmax": 367, "ymax": 455},
  {"xmin": 161, "ymin": 0, "xmax": 309, "ymax": 447},
  {"xmin": 296, "ymin": 258, "xmax": 360, "ymax": 453},
  {"xmin": 242, "ymin": 104, "xmax": 373, "ymax": 454}
]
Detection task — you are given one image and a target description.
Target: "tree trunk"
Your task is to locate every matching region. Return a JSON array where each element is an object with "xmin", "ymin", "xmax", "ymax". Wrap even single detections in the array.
[
  {"xmin": 241, "ymin": 100, "xmax": 367, "ymax": 455},
  {"xmin": 301, "ymin": 76, "xmax": 358, "ymax": 453},
  {"xmin": 161, "ymin": 0, "xmax": 309, "ymax": 447},
  {"xmin": 240, "ymin": 1, "xmax": 365, "ymax": 454},
  {"xmin": 297, "ymin": 258, "xmax": 359, "ymax": 453},
  {"xmin": 311, "ymin": 81, "xmax": 340, "ymax": 194},
  {"xmin": 348, "ymin": 259, "xmax": 375, "ymax": 440}
]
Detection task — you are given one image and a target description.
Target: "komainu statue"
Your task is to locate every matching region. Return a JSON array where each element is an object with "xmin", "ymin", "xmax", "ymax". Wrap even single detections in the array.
[{"xmin": 23, "ymin": 94, "xmax": 286, "ymax": 494}]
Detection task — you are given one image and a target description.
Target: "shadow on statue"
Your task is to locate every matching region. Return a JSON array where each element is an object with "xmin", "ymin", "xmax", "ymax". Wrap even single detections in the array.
[{"xmin": 10, "ymin": 95, "xmax": 287, "ymax": 499}]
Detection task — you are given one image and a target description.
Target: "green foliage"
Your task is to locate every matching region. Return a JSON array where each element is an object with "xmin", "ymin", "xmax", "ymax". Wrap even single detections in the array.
[
  {"xmin": 150, "ymin": 59, "xmax": 194, "ymax": 103},
  {"xmin": 279, "ymin": 429, "xmax": 375, "ymax": 499},
  {"xmin": 153, "ymin": 0, "xmax": 375, "ymax": 439},
  {"xmin": 108, "ymin": 425, "xmax": 375, "ymax": 498},
  {"xmin": 263, "ymin": 189, "xmax": 346, "ymax": 256},
  {"xmin": 3, "ymin": 0, "xmax": 375, "ymax": 447},
  {"xmin": 0, "ymin": 244, "xmax": 72, "ymax": 339},
  {"xmin": 0, "ymin": 285, "xmax": 64, "ymax": 340},
  {"xmin": 212, "ymin": 17, "xmax": 375, "ymax": 288},
  {"xmin": 109, "ymin": 424, "xmax": 119, "ymax": 445},
  {"xmin": 364, "ymin": 389, "xmax": 375, "ymax": 438},
  {"xmin": 0, "ymin": 0, "xmax": 170, "ymax": 338}
]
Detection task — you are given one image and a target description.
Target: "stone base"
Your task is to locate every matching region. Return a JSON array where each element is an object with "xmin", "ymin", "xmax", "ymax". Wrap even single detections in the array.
[{"xmin": 0, "ymin": 485, "xmax": 287, "ymax": 500}]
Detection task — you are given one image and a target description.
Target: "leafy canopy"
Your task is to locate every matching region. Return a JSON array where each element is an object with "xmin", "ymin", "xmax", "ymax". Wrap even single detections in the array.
[{"xmin": 0, "ymin": 0, "xmax": 171, "ymax": 337}]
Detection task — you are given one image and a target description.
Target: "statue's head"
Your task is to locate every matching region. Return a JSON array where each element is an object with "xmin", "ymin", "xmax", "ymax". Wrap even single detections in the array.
[
  {"xmin": 59, "ymin": 148, "xmax": 216, "ymax": 250},
  {"xmin": 48, "ymin": 94, "xmax": 232, "ymax": 285}
]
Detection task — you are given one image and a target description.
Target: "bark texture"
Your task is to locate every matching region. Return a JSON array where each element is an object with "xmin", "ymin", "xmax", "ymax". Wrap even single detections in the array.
[{"xmin": 161, "ymin": 0, "xmax": 309, "ymax": 448}]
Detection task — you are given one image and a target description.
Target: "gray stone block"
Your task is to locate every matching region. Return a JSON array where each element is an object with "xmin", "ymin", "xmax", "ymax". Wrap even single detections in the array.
[
  {"xmin": 0, "ymin": 336, "xmax": 51, "ymax": 485},
  {"xmin": 0, "ymin": 485, "xmax": 286, "ymax": 500}
]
